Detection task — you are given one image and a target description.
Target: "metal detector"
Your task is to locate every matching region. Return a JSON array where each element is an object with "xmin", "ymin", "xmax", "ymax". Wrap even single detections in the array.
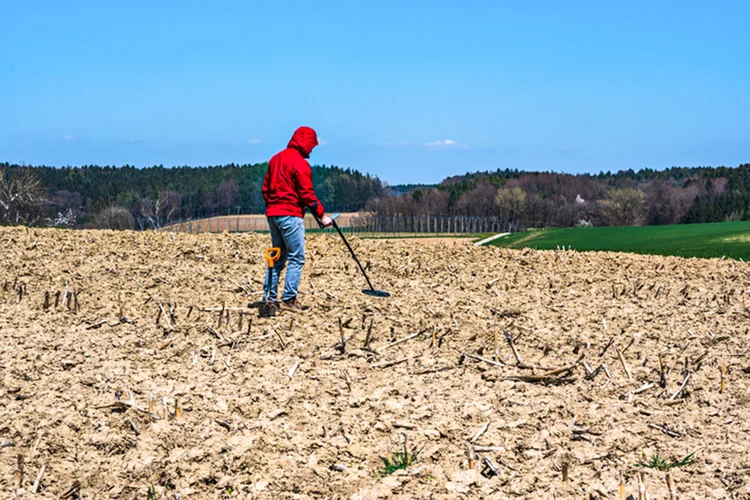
[{"xmin": 316, "ymin": 213, "xmax": 391, "ymax": 298}]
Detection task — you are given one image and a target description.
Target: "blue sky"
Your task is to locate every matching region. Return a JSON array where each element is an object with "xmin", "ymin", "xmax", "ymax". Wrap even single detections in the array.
[{"xmin": 1, "ymin": 1, "xmax": 749, "ymax": 184}]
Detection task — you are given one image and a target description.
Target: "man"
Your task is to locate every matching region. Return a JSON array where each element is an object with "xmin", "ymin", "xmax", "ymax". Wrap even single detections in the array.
[{"xmin": 261, "ymin": 126, "xmax": 332, "ymax": 313}]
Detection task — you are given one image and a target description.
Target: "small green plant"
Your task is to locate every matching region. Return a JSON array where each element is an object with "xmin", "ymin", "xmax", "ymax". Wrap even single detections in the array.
[
  {"xmin": 146, "ymin": 483, "xmax": 158, "ymax": 500},
  {"xmin": 378, "ymin": 436, "xmax": 423, "ymax": 476},
  {"xmin": 635, "ymin": 450, "xmax": 698, "ymax": 471}
]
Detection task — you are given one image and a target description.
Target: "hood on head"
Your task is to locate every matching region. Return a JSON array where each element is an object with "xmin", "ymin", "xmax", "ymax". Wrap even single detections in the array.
[{"xmin": 287, "ymin": 126, "xmax": 318, "ymax": 158}]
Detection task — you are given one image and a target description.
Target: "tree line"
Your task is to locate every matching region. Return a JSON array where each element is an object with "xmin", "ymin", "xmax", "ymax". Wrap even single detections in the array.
[
  {"xmin": 0, "ymin": 162, "xmax": 385, "ymax": 229},
  {"xmin": 368, "ymin": 164, "xmax": 750, "ymax": 228},
  {"xmin": 1, "ymin": 161, "xmax": 748, "ymax": 230}
]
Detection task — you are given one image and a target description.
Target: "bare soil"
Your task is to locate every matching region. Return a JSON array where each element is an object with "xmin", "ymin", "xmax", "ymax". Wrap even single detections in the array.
[
  {"xmin": 1, "ymin": 227, "xmax": 748, "ymax": 499},
  {"xmin": 164, "ymin": 213, "xmax": 366, "ymax": 233}
]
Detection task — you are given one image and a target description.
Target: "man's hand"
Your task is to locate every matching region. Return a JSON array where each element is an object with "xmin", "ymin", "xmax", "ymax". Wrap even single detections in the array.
[{"xmin": 320, "ymin": 215, "xmax": 333, "ymax": 227}]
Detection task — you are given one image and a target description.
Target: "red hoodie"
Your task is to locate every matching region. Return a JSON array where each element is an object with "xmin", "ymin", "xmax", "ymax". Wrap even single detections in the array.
[{"xmin": 262, "ymin": 126, "xmax": 325, "ymax": 219}]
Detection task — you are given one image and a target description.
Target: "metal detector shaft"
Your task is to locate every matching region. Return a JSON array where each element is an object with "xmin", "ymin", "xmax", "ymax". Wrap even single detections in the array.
[
  {"xmin": 331, "ymin": 220, "xmax": 376, "ymax": 291},
  {"xmin": 314, "ymin": 214, "xmax": 389, "ymax": 296}
]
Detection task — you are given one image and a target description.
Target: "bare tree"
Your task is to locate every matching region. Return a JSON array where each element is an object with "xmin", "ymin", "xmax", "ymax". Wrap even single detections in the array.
[
  {"xmin": 0, "ymin": 168, "xmax": 46, "ymax": 225},
  {"xmin": 134, "ymin": 197, "xmax": 155, "ymax": 221},
  {"xmin": 419, "ymin": 189, "xmax": 450, "ymax": 215},
  {"xmin": 134, "ymin": 196, "xmax": 162, "ymax": 229},
  {"xmin": 132, "ymin": 191, "xmax": 181, "ymax": 229},
  {"xmin": 454, "ymin": 180, "xmax": 497, "ymax": 216},
  {"xmin": 53, "ymin": 190, "xmax": 83, "ymax": 214},
  {"xmin": 201, "ymin": 191, "xmax": 217, "ymax": 216},
  {"xmin": 603, "ymin": 188, "xmax": 647, "ymax": 226},
  {"xmin": 216, "ymin": 179, "xmax": 239, "ymax": 212},
  {"xmin": 646, "ymin": 182, "xmax": 679, "ymax": 225},
  {"xmin": 522, "ymin": 194, "xmax": 555, "ymax": 228},
  {"xmin": 160, "ymin": 190, "xmax": 182, "ymax": 222},
  {"xmin": 95, "ymin": 205, "xmax": 134, "ymax": 230},
  {"xmin": 495, "ymin": 186, "xmax": 527, "ymax": 224}
]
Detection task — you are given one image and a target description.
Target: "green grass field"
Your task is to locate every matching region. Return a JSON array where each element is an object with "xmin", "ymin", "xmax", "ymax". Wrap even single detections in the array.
[{"xmin": 486, "ymin": 221, "xmax": 750, "ymax": 260}]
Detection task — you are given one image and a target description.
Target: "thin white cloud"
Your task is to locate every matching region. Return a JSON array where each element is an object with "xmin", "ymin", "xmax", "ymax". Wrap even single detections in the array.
[
  {"xmin": 63, "ymin": 134, "xmax": 74, "ymax": 141},
  {"xmin": 318, "ymin": 139, "xmax": 328, "ymax": 146},
  {"xmin": 247, "ymin": 138, "xmax": 261, "ymax": 144},
  {"xmin": 425, "ymin": 139, "xmax": 468, "ymax": 149}
]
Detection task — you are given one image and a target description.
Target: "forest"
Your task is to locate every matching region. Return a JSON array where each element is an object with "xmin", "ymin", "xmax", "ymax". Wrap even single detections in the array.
[
  {"xmin": 0, "ymin": 161, "xmax": 748, "ymax": 229},
  {"xmin": 371, "ymin": 164, "xmax": 750, "ymax": 228},
  {"xmin": 0, "ymin": 162, "xmax": 384, "ymax": 229}
]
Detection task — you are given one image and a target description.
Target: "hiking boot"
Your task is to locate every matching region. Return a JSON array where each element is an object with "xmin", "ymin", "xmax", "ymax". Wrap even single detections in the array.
[
  {"xmin": 258, "ymin": 301, "xmax": 277, "ymax": 318},
  {"xmin": 279, "ymin": 297, "xmax": 307, "ymax": 313}
]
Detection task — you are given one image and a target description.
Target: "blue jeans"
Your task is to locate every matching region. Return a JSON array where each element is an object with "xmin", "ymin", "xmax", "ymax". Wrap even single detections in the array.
[{"xmin": 263, "ymin": 216, "xmax": 306, "ymax": 302}]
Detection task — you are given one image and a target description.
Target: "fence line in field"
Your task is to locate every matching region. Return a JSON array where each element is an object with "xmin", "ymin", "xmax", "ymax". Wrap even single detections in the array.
[
  {"xmin": 163, "ymin": 214, "xmax": 522, "ymax": 236},
  {"xmin": 353, "ymin": 215, "xmax": 520, "ymax": 235}
]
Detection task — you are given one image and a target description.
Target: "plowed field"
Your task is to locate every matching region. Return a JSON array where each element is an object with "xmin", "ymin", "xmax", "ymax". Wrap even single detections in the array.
[{"xmin": 1, "ymin": 227, "xmax": 748, "ymax": 499}]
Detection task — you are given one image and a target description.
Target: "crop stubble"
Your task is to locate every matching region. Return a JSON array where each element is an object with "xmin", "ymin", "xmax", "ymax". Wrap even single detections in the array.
[{"xmin": 0, "ymin": 227, "xmax": 748, "ymax": 498}]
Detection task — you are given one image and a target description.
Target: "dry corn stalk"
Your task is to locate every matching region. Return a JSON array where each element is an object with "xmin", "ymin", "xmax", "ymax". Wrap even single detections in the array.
[
  {"xmin": 31, "ymin": 460, "xmax": 48, "ymax": 493},
  {"xmin": 341, "ymin": 370, "xmax": 352, "ymax": 392},
  {"xmin": 493, "ymin": 326, "xmax": 499, "ymax": 361},
  {"xmin": 638, "ymin": 471, "xmax": 647, "ymax": 500},
  {"xmin": 666, "ymin": 473, "xmax": 678, "ymax": 500},
  {"xmin": 287, "ymin": 360, "xmax": 300, "ymax": 381},
  {"xmin": 615, "ymin": 347, "xmax": 633, "ymax": 381},
  {"xmin": 364, "ymin": 318, "xmax": 374, "ymax": 349},
  {"xmin": 14, "ymin": 454, "xmax": 24, "ymax": 489}
]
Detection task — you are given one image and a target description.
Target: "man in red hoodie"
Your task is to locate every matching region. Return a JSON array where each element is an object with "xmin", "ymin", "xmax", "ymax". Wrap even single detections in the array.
[{"xmin": 262, "ymin": 126, "xmax": 332, "ymax": 313}]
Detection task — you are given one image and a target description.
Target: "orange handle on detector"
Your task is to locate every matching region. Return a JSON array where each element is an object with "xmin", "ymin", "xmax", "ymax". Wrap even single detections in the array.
[{"xmin": 265, "ymin": 247, "xmax": 281, "ymax": 268}]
